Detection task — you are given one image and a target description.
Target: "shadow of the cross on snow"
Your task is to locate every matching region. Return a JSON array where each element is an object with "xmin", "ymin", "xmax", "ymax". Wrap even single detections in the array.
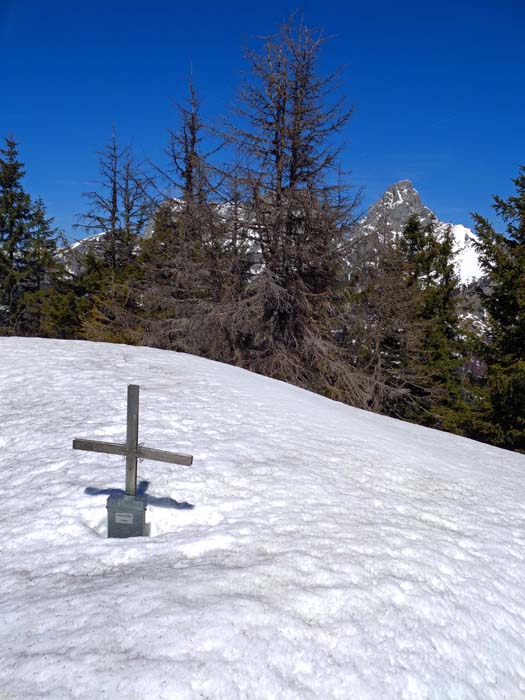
[{"xmin": 84, "ymin": 480, "xmax": 194, "ymax": 510}]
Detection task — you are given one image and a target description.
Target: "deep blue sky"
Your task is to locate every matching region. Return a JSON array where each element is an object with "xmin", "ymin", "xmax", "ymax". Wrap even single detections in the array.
[{"xmin": 1, "ymin": 0, "xmax": 524, "ymax": 239}]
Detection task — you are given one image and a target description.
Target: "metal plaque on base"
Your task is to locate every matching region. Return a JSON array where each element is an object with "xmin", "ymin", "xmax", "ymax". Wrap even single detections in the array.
[{"xmin": 107, "ymin": 494, "xmax": 147, "ymax": 538}]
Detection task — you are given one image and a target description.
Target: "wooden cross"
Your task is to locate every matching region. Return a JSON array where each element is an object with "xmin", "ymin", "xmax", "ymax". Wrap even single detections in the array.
[{"xmin": 73, "ymin": 384, "xmax": 193, "ymax": 496}]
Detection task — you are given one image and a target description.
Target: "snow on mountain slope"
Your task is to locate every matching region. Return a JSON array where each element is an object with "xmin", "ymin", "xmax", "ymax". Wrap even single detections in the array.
[
  {"xmin": 451, "ymin": 224, "xmax": 483, "ymax": 284},
  {"xmin": 1, "ymin": 338, "xmax": 524, "ymax": 700}
]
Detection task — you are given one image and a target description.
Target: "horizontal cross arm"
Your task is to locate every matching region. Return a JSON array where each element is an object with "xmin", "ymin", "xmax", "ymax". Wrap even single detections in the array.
[
  {"xmin": 137, "ymin": 445, "xmax": 193, "ymax": 466},
  {"xmin": 72, "ymin": 438, "xmax": 193, "ymax": 466},
  {"xmin": 73, "ymin": 439, "xmax": 128, "ymax": 457}
]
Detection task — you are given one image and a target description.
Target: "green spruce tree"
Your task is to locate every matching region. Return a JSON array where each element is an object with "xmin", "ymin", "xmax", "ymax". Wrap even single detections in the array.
[
  {"xmin": 17, "ymin": 198, "xmax": 82, "ymax": 338},
  {"xmin": 0, "ymin": 136, "xmax": 77, "ymax": 337},
  {"xmin": 344, "ymin": 229, "xmax": 423, "ymax": 415},
  {"xmin": 472, "ymin": 166, "xmax": 525, "ymax": 451},
  {"xmin": 399, "ymin": 214, "xmax": 465, "ymax": 429},
  {"xmin": 0, "ymin": 135, "xmax": 32, "ymax": 334}
]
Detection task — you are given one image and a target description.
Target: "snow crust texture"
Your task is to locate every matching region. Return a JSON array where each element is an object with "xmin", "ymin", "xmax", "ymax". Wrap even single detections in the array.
[{"xmin": 1, "ymin": 339, "xmax": 524, "ymax": 700}]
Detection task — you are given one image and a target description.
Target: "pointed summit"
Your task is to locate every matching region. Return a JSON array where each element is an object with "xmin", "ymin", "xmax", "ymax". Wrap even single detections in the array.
[
  {"xmin": 355, "ymin": 180, "xmax": 483, "ymax": 285},
  {"xmin": 360, "ymin": 180, "xmax": 434, "ymax": 235}
]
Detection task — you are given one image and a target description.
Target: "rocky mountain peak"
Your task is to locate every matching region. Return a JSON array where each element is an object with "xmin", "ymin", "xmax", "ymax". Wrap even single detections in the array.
[
  {"xmin": 360, "ymin": 180, "xmax": 434, "ymax": 236},
  {"xmin": 355, "ymin": 180, "xmax": 483, "ymax": 285}
]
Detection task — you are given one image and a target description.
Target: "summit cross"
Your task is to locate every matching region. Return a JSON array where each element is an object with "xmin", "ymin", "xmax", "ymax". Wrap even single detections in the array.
[{"xmin": 73, "ymin": 384, "xmax": 193, "ymax": 496}]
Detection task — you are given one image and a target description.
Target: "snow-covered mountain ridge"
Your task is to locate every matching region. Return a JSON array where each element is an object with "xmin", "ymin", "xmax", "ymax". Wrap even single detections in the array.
[
  {"xmin": 1, "ymin": 338, "xmax": 524, "ymax": 699},
  {"xmin": 358, "ymin": 180, "xmax": 483, "ymax": 284},
  {"xmin": 65, "ymin": 181, "xmax": 483, "ymax": 285}
]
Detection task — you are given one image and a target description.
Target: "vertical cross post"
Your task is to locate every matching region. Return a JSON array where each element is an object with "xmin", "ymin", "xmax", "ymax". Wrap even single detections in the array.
[
  {"xmin": 73, "ymin": 383, "xmax": 193, "ymax": 538},
  {"xmin": 126, "ymin": 384, "xmax": 139, "ymax": 496}
]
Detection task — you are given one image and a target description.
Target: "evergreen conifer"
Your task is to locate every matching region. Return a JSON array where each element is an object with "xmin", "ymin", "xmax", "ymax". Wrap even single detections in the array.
[
  {"xmin": 0, "ymin": 135, "xmax": 32, "ymax": 333},
  {"xmin": 472, "ymin": 166, "xmax": 525, "ymax": 451},
  {"xmin": 398, "ymin": 215, "xmax": 466, "ymax": 429},
  {"xmin": 0, "ymin": 136, "xmax": 77, "ymax": 337}
]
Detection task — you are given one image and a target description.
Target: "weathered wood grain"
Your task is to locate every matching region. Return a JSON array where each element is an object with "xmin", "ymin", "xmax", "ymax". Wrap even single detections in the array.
[{"xmin": 72, "ymin": 384, "xmax": 193, "ymax": 497}]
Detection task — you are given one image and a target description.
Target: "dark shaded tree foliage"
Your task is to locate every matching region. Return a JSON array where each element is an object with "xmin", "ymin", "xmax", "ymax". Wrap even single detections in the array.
[
  {"xmin": 472, "ymin": 166, "xmax": 525, "ymax": 451},
  {"xmin": 344, "ymin": 229, "xmax": 423, "ymax": 415},
  {"xmin": 0, "ymin": 136, "xmax": 80, "ymax": 337},
  {"xmin": 346, "ymin": 213, "xmax": 469, "ymax": 430},
  {"xmin": 398, "ymin": 215, "xmax": 468, "ymax": 430},
  {"xmin": 76, "ymin": 131, "xmax": 152, "ymax": 342},
  {"xmin": 221, "ymin": 16, "xmax": 372, "ymax": 404},
  {"xmin": 135, "ymin": 81, "xmax": 233, "ymax": 355},
  {"xmin": 0, "ymin": 135, "xmax": 33, "ymax": 333}
]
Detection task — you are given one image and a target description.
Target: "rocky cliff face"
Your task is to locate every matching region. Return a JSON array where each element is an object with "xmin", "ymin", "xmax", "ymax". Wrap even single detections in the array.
[
  {"xmin": 356, "ymin": 180, "xmax": 483, "ymax": 285},
  {"xmin": 59, "ymin": 232, "xmax": 108, "ymax": 275},
  {"xmin": 359, "ymin": 180, "xmax": 434, "ymax": 237}
]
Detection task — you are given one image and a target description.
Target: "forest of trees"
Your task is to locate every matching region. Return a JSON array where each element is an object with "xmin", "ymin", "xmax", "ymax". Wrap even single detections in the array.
[{"xmin": 1, "ymin": 17, "xmax": 524, "ymax": 452}]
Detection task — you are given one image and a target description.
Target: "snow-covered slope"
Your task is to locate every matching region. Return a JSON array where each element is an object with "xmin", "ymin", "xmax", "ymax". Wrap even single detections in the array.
[
  {"xmin": 451, "ymin": 223, "xmax": 483, "ymax": 284},
  {"xmin": 1, "ymin": 339, "xmax": 524, "ymax": 700},
  {"xmin": 358, "ymin": 181, "xmax": 483, "ymax": 284}
]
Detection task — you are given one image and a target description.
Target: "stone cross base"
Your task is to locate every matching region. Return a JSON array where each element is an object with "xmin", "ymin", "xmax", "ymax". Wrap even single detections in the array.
[{"xmin": 107, "ymin": 494, "xmax": 147, "ymax": 538}]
